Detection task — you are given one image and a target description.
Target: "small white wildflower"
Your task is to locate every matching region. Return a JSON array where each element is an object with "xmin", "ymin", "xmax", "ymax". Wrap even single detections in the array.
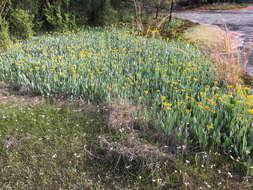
[
  {"xmin": 81, "ymin": 172, "xmax": 86, "ymax": 176},
  {"xmin": 74, "ymin": 153, "xmax": 80, "ymax": 158},
  {"xmin": 204, "ymin": 181, "xmax": 211, "ymax": 188},
  {"xmin": 52, "ymin": 154, "xmax": 57, "ymax": 159}
]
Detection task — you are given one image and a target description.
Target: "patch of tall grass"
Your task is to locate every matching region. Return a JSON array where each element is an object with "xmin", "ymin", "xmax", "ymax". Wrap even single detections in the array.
[
  {"xmin": 0, "ymin": 26, "xmax": 252, "ymax": 163},
  {"xmin": 215, "ymin": 25, "xmax": 253, "ymax": 86}
]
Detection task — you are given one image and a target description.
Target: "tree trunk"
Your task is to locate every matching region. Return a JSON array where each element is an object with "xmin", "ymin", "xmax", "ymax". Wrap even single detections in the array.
[
  {"xmin": 155, "ymin": 6, "xmax": 159, "ymax": 19},
  {"xmin": 169, "ymin": 0, "xmax": 174, "ymax": 22}
]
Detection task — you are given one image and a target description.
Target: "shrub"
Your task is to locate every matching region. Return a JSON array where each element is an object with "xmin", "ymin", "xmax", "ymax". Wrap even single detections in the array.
[
  {"xmin": 9, "ymin": 8, "xmax": 34, "ymax": 39},
  {"xmin": 87, "ymin": 0, "xmax": 124, "ymax": 25},
  {"xmin": 102, "ymin": 0, "xmax": 119, "ymax": 25},
  {"xmin": 0, "ymin": 16, "xmax": 10, "ymax": 50},
  {"xmin": 118, "ymin": 8, "xmax": 135, "ymax": 23},
  {"xmin": 44, "ymin": 0, "xmax": 76, "ymax": 31}
]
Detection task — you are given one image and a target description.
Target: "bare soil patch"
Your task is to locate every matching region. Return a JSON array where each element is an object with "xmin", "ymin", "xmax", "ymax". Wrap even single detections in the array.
[{"xmin": 0, "ymin": 82, "xmax": 44, "ymax": 107}]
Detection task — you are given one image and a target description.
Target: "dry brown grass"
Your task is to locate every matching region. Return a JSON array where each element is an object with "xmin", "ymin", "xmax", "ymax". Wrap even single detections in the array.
[
  {"xmin": 133, "ymin": 0, "xmax": 171, "ymax": 38},
  {"xmin": 215, "ymin": 25, "xmax": 252, "ymax": 86}
]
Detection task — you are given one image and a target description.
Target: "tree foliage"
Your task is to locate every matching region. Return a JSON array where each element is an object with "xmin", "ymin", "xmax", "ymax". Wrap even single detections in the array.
[
  {"xmin": 0, "ymin": 15, "xmax": 10, "ymax": 50},
  {"xmin": 9, "ymin": 8, "xmax": 34, "ymax": 39}
]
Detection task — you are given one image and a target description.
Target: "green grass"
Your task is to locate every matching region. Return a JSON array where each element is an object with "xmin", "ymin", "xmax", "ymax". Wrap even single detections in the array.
[
  {"xmin": 0, "ymin": 102, "xmax": 127, "ymax": 189},
  {"xmin": 0, "ymin": 102, "xmax": 251, "ymax": 189},
  {"xmin": 0, "ymin": 25, "xmax": 252, "ymax": 168}
]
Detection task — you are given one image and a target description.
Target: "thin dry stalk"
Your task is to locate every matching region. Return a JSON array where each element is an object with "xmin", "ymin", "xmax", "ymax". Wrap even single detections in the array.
[
  {"xmin": 157, "ymin": 14, "xmax": 170, "ymax": 28},
  {"xmin": 215, "ymin": 24, "xmax": 252, "ymax": 85},
  {"xmin": 133, "ymin": 0, "xmax": 171, "ymax": 38},
  {"xmin": 133, "ymin": 0, "xmax": 144, "ymax": 33},
  {"xmin": 243, "ymin": 42, "xmax": 253, "ymax": 71}
]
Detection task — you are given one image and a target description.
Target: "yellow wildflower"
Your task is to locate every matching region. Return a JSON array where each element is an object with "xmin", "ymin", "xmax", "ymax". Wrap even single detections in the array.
[
  {"xmin": 204, "ymin": 105, "xmax": 210, "ymax": 110},
  {"xmin": 245, "ymin": 102, "xmax": 252, "ymax": 106},
  {"xmin": 186, "ymin": 109, "xmax": 191, "ymax": 113},
  {"xmin": 166, "ymin": 106, "xmax": 172, "ymax": 111},
  {"xmin": 245, "ymin": 87, "xmax": 251, "ymax": 91},
  {"xmin": 207, "ymin": 124, "xmax": 214, "ymax": 130}
]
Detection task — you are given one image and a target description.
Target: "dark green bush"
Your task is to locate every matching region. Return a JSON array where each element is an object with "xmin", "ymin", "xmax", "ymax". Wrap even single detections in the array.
[
  {"xmin": 97, "ymin": 0, "xmax": 119, "ymax": 25},
  {"xmin": 118, "ymin": 8, "xmax": 135, "ymax": 23},
  {"xmin": 44, "ymin": 0, "xmax": 77, "ymax": 31},
  {"xmin": 2, "ymin": 0, "xmax": 134, "ymax": 34},
  {"xmin": 9, "ymin": 8, "xmax": 34, "ymax": 39},
  {"xmin": 0, "ymin": 16, "xmax": 10, "ymax": 50}
]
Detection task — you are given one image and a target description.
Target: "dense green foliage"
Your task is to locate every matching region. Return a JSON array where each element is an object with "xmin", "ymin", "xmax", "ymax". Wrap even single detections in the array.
[
  {"xmin": 0, "ymin": 16, "xmax": 10, "ymax": 50},
  {"xmin": 0, "ymin": 0, "xmax": 133, "ymax": 43},
  {"xmin": 1, "ymin": 26, "xmax": 252, "ymax": 161},
  {"xmin": 9, "ymin": 8, "xmax": 34, "ymax": 39},
  {"xmin": 44, "ymin": 0, "xmax": 77, "ymax": 31},
  {"xmin": 8, "ymin": 0, "xmax": 131, "ymax": 27}
]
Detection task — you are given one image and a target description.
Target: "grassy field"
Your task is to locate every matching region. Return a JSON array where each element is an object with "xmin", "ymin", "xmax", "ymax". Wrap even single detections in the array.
[
  {"xmin": 0, "ymin": 100, "xmax": 250, "ymax": 189},
  {"xmin": 0, "ymin": 25, "xmax": 252, "ymax": 188}
]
